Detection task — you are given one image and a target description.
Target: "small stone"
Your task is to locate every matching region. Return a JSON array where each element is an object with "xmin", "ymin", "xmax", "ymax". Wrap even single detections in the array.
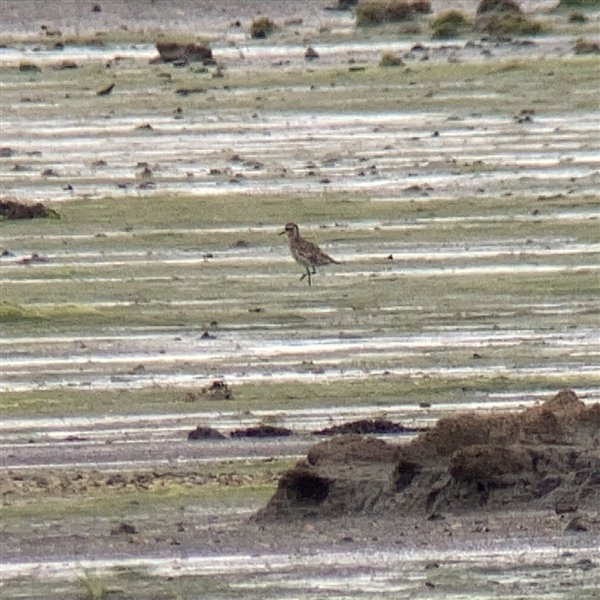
[
  {"xmin": 555, "ymin": 497, "xmax": 578, "ymax": 514},
  {"xmin": 305, "ymin": 47, "xmax": 319, "ymax": 60},
  {"xmin": 111, "ymin": 522, "xmax": 137, "ymax": 535}
]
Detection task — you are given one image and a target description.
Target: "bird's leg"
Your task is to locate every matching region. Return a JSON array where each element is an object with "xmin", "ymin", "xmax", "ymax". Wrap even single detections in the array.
[
  {"xmin": 299, "ymin": 267, "xmax": 312, "ymax": 286},
  {"xmin": 311, "ymin": 266, "xmax": 317, "ymax": 275}
]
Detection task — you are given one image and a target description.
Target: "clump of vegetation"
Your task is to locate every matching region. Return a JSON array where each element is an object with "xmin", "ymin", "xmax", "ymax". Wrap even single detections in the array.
[
  {"xmin": 1, "ymin": 198, "xmax": 60, "ymax": 220},
  {"xmin": 474, "ymin": 1, "xmax": 545, "ymax": 36},
  {"xmin": 568, "ymin": 11, "xmax": 587, "ymax": 21},
  {"xmin": 557, "ymin": 0, "xmax": 600, "ymax": 7},
  {"xmin": 77, "ymin": 573, "xmax": 111, "ymax": 600},
  {"xmin": 476, "ymin": 0, "xmax": 522, "ymax": 15},
  {"xmin": 356, "ymin": 0, "xmax": 430, "ymax": 26},
  {"xmin": 0, "ymin": 302, "xmax": 30, "ymax": 322},
  {"xmin": 18, "ymin": 61, "xmax": 40, "ymax": 72},
  {"xmin": 250, "ymin": 16, "xmax": 275, "ymax": 38},
  {"xmin": 477, "ymin": 13, "xmax": 544, "ymax": 35},
  {"xmin": 379, "ymin": 51, "xmax": 404, "ymax": 66},
  {"xmin": 431, "ymin": 10, "xmax": 471, "ymax": 37},
  {"xmin": 410, "ymin": 0, "xmax": 431, "ymax": 12},
  {"xmin": 336, "ymin": 0, "xmax": 359, "ymax": 7},
  {"xmin": 574, "ymin": 37, "xmax": 600, "ymax": 53}
]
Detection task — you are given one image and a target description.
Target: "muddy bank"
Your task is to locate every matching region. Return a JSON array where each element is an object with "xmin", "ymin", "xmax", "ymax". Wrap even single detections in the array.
[{"xmin": 259, "ymin": 389, "xmax": 600, "ymax": 520}]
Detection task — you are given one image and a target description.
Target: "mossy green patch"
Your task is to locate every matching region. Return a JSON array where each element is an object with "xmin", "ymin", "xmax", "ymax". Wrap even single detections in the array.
[
  {"xmin": 1, "ymin": 459, "xmax": 292, "ymax": 520},
  {"xmin": 2, "ymin": 368, "xmax": 597, "ymax": 418},
  {"xmin": 0, "ymin": 302, "xmax": 100, "ymax": 324},
  {"xmin": 1, "ymin": 56, "xmax": 599, "ymax": 118}
]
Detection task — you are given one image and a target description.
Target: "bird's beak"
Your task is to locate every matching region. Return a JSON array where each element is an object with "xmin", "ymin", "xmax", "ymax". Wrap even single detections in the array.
[{"xmin": 278, "ymin": 230, "xmax": 286, "ymax": 235}]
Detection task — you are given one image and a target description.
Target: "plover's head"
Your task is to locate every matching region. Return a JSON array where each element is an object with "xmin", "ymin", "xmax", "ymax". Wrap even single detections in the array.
[{"xmin": 279, "ymin": 222, "xmax": 299, "ymax": 238}]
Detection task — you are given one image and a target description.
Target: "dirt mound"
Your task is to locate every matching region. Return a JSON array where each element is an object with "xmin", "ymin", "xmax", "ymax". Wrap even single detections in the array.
[
  {"xmin": 0, "ymin": 198, "xmax": 59, "ymax": 220},
  {"xmin": 258, "ymin": 389, "xmax": 599, "ymax": 520},
  {"xmin": 230, "ymin": 425, "xmax": 293, "ymax": 438},
  {"xmin": 312, "ymin": 418, "xmax": 422, "ymax": 436},
  {"xmin": 187, "ymin": 426, "xmax": 227, "ymax": 440}
]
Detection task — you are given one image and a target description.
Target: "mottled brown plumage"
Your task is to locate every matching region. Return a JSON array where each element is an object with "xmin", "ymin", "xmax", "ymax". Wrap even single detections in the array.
[{"xmin": 279, "ymin": 222, "xmax": 340, "ymax": 286}]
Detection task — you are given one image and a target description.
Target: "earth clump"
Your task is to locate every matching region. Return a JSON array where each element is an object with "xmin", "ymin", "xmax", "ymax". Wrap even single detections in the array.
[{"xmin": 258, "ymin": 390, "xmax": 599, "ymax": 520}]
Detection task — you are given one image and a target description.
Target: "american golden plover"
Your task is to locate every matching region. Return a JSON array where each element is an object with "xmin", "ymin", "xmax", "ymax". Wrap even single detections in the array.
[{"xmin": 279, "ymin": 222, "xmax": 340, "ymax": 286}]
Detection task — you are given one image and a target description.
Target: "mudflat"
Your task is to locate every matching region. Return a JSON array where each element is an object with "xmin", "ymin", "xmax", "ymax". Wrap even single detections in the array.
[{"xmin": 1, "ymin": 0, "xmax": 599, "ymax": 598}]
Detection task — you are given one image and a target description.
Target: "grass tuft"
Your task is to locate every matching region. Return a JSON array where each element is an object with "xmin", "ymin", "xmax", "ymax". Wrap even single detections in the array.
[
  {"xmin": 556, "ymin": 0, "xmax": 600, "ymax": 7},
  {"xmin": 431, "ymin": 10, "xmax": 471, "ymax": 38},
  {"xmin": 356, "ymin": 0, "xmax": 427, "ymax": 26},
  {"xmin": 77, "ymin": 573, "xmax": 112, "ymax": 600},
  {"xmin": 379, "ymin": 51, "xmax": 404, "ymax": 66},
  {"xmin": 574, "ymin": 37, "xmax": 600, "ymax": 53},
  {"xmin": 475, "ymin": 13, "xmax": 545, "ymax": 36},
  {"xmin": 0, "ymin": 302, "xmax": 40, "ymax": 322}
]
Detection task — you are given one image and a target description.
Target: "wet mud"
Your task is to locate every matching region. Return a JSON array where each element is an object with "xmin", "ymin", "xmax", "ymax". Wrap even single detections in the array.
[
  {"xmin": 312, "ymin": 417, "xmax": 425, "ymax": 435},
  {"xmin": 230, "ymin": 424, "xmax": 294, "ymax": 438}
]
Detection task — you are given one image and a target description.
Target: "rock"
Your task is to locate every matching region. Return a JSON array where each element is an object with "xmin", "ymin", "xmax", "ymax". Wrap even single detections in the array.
[
  {"xmin": 305, "ymin": 47, "xmax": 319, "ymax": 60},
  {"xmin": 96, "ymin": 82, "xmax": 115, "ymax": 96},
  {"xmin": 54, "ymin": 60, "xmax": 78, "ymax": 70},
  {"xmin": 110, "ymin": 522, "xmax": 137, "ymax": 535},
  {"xmin": 555, "ymin": 495, "xmax": 578, "ymax": 514}
]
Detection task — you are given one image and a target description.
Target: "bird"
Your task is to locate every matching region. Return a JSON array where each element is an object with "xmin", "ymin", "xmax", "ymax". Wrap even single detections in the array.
[{"xmin": 279, "ymin": 222, "xmax": 340, "ymax": 286}]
